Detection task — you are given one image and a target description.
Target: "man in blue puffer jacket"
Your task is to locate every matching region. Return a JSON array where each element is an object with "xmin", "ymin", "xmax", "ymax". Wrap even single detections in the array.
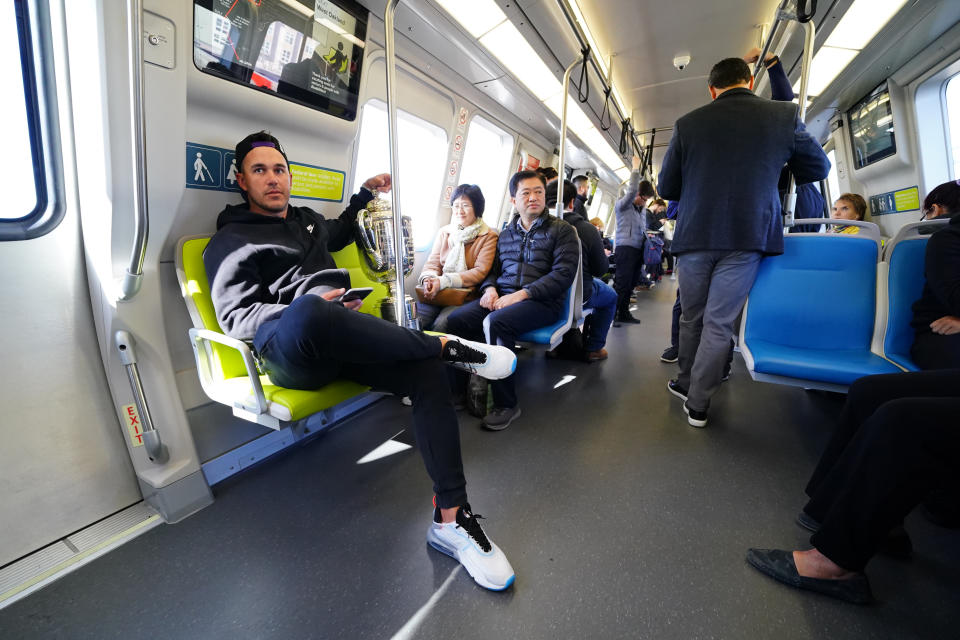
[{"xmin": 446, "ymin": 170, "xmax": 581, "ymax": 430}]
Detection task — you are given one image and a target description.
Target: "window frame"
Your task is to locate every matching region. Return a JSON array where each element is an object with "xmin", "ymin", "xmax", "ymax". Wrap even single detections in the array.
[
  {"xmin": 1, "ymin": 0, "xmax": 66, "ymax": 241},
  {"xmin": 458, "ymin": 113, "xmax": 517, "ymax": 227}
]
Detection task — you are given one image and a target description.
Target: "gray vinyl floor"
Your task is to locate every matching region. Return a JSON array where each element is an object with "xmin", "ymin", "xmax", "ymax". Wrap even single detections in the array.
[{"xmin": 2, "ymin": 279, "xmax": 959, "ymax": 639}]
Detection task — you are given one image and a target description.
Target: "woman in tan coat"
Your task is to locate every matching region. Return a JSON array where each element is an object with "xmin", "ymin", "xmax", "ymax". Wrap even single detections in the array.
[{"xmin": 417, "ymin": 184, "xmax": 498, "ymax": 331}]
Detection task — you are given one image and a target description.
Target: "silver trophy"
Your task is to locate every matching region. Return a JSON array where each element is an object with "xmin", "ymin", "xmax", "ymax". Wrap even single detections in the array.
[{"xmin": 355, "ymin": 195, "xmax": 418, "ymax": 328}]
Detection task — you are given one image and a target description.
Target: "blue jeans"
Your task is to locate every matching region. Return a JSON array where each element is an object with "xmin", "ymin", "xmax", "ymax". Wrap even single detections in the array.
[
  {"xmin": 445, "ymin": 297, "xmax": 560, "ymax": 408},
  {"xmin": 677, "ymin": 250, "xmax": 763, "ymax": 411},
  {"xmin": 253, "ymin": 295, "xmax": 467, "ymax": 509},
  {"xmin": 584, "ymin": 277, "xmax": 617, "ymax": 351}
]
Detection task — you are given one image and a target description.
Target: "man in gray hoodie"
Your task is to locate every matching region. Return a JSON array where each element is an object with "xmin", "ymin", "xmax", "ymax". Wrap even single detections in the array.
[{"xmin": 613, "ymin": 155, "xmax": 655, "ymax": 324}]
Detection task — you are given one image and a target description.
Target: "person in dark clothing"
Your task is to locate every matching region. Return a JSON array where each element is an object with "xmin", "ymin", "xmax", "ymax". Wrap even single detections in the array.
[
  {"xmin": 747, "ymin": 369, "xmax": 960, "ymax": 604},
  {"xmin": 546, "ymin": 179, "xmax": 618, "ymax": 361},
  {"xmin": 203, "ymin": 131, "xmax": 518, "ymax": 591},
  {"xmin": 659, "ymin": 57, "xmax": 830, "ymax": 428},
  {"xmin": 446, "ymin": 171, "xmax": 581, "ymax": 430},
  {"xmin": 613, "ymin": 155, "xmax": 656, "ymax": 324},
  {"xmin": 744, "ymin": 48, "xmax": 827, "ymax": 234},
  {"xmin": 572, "ymin": 174, "xmax": 590, "ymax": 220},
  {"xmin": 910, "ymin": 180, "xmax": 960, "ymax": 369}
]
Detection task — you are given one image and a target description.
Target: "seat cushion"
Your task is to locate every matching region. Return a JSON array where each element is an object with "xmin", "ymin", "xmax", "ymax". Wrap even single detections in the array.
[
  {"xmin": 884, "ymin": 238, "xmax": 927, "ymax": 372},
  {"xmin": 749, "ymin": 339, "xmax": 902, "ymax": 385},
  {"xmin": 216, "ymin": 377, "xmax": 369, "ymax": 422}
]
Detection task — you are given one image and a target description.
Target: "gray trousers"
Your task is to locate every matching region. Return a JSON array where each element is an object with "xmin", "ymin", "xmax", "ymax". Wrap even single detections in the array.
[{"xmin": 677, "ymin": 250, "xmax": 763, "ymax": 411}]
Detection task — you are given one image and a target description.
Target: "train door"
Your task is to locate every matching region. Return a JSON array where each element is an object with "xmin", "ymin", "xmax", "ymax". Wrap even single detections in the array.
[{"xmin": 0, "ymin": 0, "xmax": 141, "ymax": 568}]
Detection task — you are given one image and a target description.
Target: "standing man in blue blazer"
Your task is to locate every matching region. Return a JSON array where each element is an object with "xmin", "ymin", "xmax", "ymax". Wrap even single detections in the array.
[{"xmin": 658, "ymin": 57, "xmax": 830, "ymax": 428}]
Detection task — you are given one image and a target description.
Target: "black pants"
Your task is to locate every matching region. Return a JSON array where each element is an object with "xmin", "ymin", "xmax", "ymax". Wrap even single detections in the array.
[
  {"xmin": 445, "ymin": 297, "xmax": 559, "ymax": 409},
  {"xmin": 613, "ymin": 244, "xmax": 644, "ymax": 315},
  {"xmin": 911, "ymin": 330, "xmax": 960, "ymax": 370},
  {"xmin": 253, "ymin": 295, "xmax": 468, "ymax": 509},
  {"xmin": 803, "ymin": 369, "xmax": 960, "ymax": 572}
]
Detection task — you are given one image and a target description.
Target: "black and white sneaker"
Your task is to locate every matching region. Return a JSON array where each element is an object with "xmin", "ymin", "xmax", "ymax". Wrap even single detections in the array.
[
  {"xmin": 683, "ymin": 402, "xmax": 708, "ymax": 428},
  {"xmin": 667, "ymin": 379, "xmax": 688, "ymax": 401},
  {"xmin": 427, "ymin": 504, "xmax": 515, "ymax": 591},
  {"xmin": 441, "ymin": 337, "xmax": 516, "ymax": 380},
  {"xmin": 660, "ymin": 346, "xmax": 679, "ymax": 363}
]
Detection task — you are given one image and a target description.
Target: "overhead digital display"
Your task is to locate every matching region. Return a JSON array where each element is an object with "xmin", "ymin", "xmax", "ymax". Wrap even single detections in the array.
[
  {"xmin": 847, "ymin": 82, "xmax": 897, "ymax": 170},
  {"xmin": 193, "ymin": 0, "xmax": 367, "ymax": 121}
]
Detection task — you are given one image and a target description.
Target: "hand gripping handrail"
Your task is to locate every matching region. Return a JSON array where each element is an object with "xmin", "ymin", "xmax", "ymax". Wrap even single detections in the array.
[
  {"xmin": 119, "ymin": 0, "xmax": 149, "ymax": 301},
  {"xmin": 753, "ymin": 0, "xmax": 817, "ymax": 227},
  {"xmin": 384, "ymin": 0, "xmax": 406, "ymax": 327}
]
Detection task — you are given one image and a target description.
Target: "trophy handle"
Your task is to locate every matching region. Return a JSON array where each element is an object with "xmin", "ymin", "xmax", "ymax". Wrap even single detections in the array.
[{"xmin": 356, "ymin": 208, "xmax": 386, "ymax": 271}]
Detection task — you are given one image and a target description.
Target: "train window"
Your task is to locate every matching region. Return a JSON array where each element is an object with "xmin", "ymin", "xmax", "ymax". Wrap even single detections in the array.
[
  {"xmin": 192, "ymin": 0, "xmax": 367, "ymax": 121},
  {"xmin": 352, "ymin": 100, "xmax": 448, "ymax": 248},
  {"xmin": 1, "ymin": 0, "xmax": 64, "ymax": 239},
  {"xmin": 848, "ymin": 82, "xmax": 897, "ymax": 169},
  {"xmin": 588, "ymin": 187, "xmax": 605, "ymax": 222},
  {"xmin": 458, "ymin": 115, "xmax": 515, "ymax": 226},
  {"xmin": 826, "ymin": 149, "xmax": 841, "ymax": 204},
  {"xmin": 945, "ymin": 73, "xmax": 960, "ymax": 179}
]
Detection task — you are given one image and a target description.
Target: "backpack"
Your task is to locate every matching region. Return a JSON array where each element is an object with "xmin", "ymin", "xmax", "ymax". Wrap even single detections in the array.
[{"xmin": 643, "ymin": 234, "xmax": 665, "ymax": 265}]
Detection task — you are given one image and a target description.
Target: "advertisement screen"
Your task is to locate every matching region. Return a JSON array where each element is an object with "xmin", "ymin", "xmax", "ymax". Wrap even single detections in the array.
[{"xmin": 193, "ymin": 0, "xmax": 367, "ymax": 121}]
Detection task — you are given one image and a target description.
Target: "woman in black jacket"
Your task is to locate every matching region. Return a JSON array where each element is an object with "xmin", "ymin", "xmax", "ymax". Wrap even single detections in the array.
[{"xmin": 910, "ymin": 180, "xmax": 960, "ymax": 369}]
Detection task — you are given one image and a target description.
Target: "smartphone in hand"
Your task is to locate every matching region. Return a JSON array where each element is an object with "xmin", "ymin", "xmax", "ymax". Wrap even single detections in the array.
[{"xmin": 337, "ymin": 287, "xmax": 374, "ymax": 303}]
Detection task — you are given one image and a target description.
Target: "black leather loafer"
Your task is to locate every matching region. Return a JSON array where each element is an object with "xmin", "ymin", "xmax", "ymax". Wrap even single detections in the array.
[{"xmin": 746, "ymin": 548, "xmax": 873, "ymax": 604}]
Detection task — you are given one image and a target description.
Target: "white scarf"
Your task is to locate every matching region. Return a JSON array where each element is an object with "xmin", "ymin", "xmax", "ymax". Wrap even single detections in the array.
[{"xmin": 439, "ymin": 218, "xmax": 488, "ymax": 289}]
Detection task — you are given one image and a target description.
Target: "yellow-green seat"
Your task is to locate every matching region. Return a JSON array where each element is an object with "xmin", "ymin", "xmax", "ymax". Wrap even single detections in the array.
[{"xmin": 175, "ymin": 235, "xmax": 387, "ymax": 428}]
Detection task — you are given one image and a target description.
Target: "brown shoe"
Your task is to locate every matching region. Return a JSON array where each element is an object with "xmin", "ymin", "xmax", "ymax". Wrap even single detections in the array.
[{"xmin": 585, "ymin": 348, "xmax": 608, "ymax": 362}]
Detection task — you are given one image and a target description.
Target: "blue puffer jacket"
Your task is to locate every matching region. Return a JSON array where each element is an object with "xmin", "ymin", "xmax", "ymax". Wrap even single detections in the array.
[{"xmin": 482, "ymin": 211, "xmax": 580, "ymax": 312}]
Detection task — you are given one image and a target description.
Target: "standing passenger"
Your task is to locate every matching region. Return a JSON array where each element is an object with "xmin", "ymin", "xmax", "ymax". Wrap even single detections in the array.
[
  {"xmin": 658, "ymin": 57, "xmax": 830, "ymax": 427},
  {"xmin": 204, "ymin": 131, "xmax": 517, "ymax": 591},
  {"xmin": 613, "ymin": 155, "xmax": 656, "ymax": 324}
]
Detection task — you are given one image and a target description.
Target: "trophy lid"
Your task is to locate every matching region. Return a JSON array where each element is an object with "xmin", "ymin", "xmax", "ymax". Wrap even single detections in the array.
[{"xmin": 366, "ymin": 194, "xmax": 392, "ymax": 213}]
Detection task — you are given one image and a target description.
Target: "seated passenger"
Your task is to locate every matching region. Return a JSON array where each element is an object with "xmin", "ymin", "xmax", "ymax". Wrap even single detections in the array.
[
  {"xmin": 546, "ymin": 179, "xmax": 618, "ymax": 361},
  {"xmin": 910, "ymin": 180, "xmax": 960, "ymax": 369},
  {"xmin": 747, "ymin": 369, "xmax": 960, "ymax": 604},
  {"xmin": 830, "ymin": 193, "xmax": 868, "ymax": 234},
  {"xmin": 445, "ymin": 170, "xmax": 580, "ymax": 430},
  {"xmin": 572, "ymin": 174, "xmax": 591, "ymax": 218},
  {"xmin": 416, "ymin": 184, "xmax": 497, "ymax": 332},
  {"xmin": 203, "ymin": 131, "xmax": 518, "ymax": 591}
]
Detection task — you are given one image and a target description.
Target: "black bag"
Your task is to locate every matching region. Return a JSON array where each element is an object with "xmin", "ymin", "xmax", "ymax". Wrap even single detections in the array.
[{"xmin": 545, "ymin": 326, "xmax": 585, "ymax": 361}]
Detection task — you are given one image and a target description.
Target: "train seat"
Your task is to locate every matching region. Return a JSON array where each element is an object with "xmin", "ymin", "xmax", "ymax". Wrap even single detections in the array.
[
  {"xmin": 175, "ymin": 235, "xmax": 383, "ymax": 429},
  {"xmin": 740, "ymin": 222, "xmax": 901, "ymax": 391},
  {"xmin": 483, "ymin": 244, "xmax": 585, "ymax": 351},
  {"xmin": 877, "ymin": 219, "xmax": 950, "ymax": 371}
]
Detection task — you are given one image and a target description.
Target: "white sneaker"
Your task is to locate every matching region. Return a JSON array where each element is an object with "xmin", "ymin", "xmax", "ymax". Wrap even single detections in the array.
[
  {"xmin": 441, "ymin": 337, "xmax": 516, "ymax": 380},
  {"xmin": 427, "ymin": 505, "xmax": 515, "ymax": 591}
]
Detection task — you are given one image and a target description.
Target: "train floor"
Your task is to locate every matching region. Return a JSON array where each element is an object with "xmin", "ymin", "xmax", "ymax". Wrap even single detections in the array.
[{"xmin": 2, "ymin": 279, "xmax": 959, "ymax": 639}]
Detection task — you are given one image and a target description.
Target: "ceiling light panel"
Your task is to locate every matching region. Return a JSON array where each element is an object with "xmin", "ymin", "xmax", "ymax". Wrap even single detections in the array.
[
  {"xmin": 543, "ymin": 94, "xmax": 596, "ymax": 134},
  {"xmin": 434, "ymin": 0, "xmax": 508, "ymax": 39},
  {"xmin": 480, "ymin": 20, "xmax": 563, "ymax": 100},
  {"xmin": 802, "ymin": 46, "xmax": 859, "ymax": 96},
  {"xmin": 824, "ymin": 0, "xmax": 909, "ymax": 51},
  {"xmin": 614, "ymin": 167, "xmax": 630, "ymax": 181}
]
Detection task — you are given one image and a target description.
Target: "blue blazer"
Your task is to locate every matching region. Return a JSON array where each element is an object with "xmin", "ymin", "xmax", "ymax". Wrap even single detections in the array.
[{"xmin": 658, "ymin": 88, "xmax": 830, "ymax": 255}]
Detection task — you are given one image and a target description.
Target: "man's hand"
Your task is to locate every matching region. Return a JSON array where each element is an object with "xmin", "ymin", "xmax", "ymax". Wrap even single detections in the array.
[
  {"xmin": 322, "ymin": 288, "xmax": 363, "ymax": 311},
  {"xmin": 362, "ymin": 174, "xmax": 392, "ymax": 193},
  {"xmin": 480, "ymin": 287, "xmax": 499, "ymax": 310},
  {"xmin": 631, "ymin": 155, "xmax": 641, "ymax": 171},
  {"xmin": 422, "ymin": 276, "xmax": 440, "ymax": 299},
  {"xmin": 930, "ymin": 315, "xmax": 960, "ymax": 335},
  {"xmin": 494, "ymin": 289, "xmax": 529, "ymax": 310},
  {"xmin": 743, "ymin": 46, "xmax": 775, "ymax": 65}
]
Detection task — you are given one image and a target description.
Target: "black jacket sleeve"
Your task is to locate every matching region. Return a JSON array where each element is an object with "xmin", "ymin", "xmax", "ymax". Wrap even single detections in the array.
[
  {"xmin": 926, "ymin": 230, "xmax": 960, "ymax": 316},
  {"xmin": 578, "ymin": 220, "xmax": 609, "ymax": 278},
  {"xmin": 205, "ymin": 239, "xmax": 287, "ymax": 340},
  {"xmin": 323, "ymin": 190, "xmax": 376, "ymax": 252}
]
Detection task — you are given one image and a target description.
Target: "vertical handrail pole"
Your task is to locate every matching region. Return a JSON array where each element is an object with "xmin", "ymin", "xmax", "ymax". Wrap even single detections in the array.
[
  {"xmin": 555, "ymin": 58, "xmax": 582, "ymax": 219},
  {"xmin": 120, "ymin": 0, "xmax": 149, "ymax": 301},
  {"xmin": 784, "ymin": 19, "xmax": 816, "ymax": 227},
  {"xmin": 115, "ymin": 331, "xmax": 168, "ymax": 463},
  {"xmin": 384, "ymin": 0, "xmax": 406, "ymax": 327},
  {"xmin": 752, "ymin": 0, "xmax": 791, "ymax": 82}
]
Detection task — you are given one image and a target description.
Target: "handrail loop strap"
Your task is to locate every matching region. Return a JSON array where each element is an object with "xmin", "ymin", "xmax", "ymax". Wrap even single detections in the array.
[
  {"xmin": 576, "ymin": 47, "xmax": 590, "ymax": 103},
  {"xmin": 599, "ymin": 88, "xmax": 612, "ymax": 131},
  {"xmin": 619, "ymin": 118, "xmax": 630, "ymax": 155}
]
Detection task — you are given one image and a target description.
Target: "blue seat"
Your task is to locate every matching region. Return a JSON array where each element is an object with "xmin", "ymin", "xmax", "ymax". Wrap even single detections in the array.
[
  {"xmin": 740, "ymin": 226, "xmax": 901, "ymax": 391},
  {"xmin": 879, "ymin": 220, "xmax": 950, "ymax": 371}
]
